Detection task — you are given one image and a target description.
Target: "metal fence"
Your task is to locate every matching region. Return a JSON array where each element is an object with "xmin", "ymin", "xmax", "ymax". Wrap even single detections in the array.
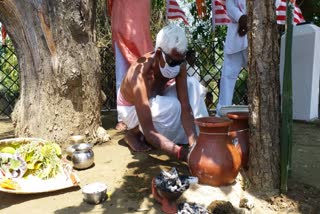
[
  {"xmin": 0, "ymin": 43, "xmax": 19, "ymax": 119},
  {"xmin": 0, "ymin": 39, "xmax": 248, "ymax": 118},
  {"xmin": 99, "ymin": 45, "xmax": 116, "ymax": 111},
  {"xmin": 99, "ymin": 41, "xmax": 248, "ymax": 112},
  {"xmin": 188, "ymin": 40, "xmax": 248, "ymax": 111}
]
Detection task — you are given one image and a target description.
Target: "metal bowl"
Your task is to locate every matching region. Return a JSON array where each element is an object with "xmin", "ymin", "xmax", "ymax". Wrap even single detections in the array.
[{"xmin": 82, "ymin": 182, "xmax": 107, "ymax": 204}]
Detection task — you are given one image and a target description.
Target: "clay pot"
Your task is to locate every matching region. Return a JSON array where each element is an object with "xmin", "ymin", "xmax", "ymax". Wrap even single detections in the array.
[
  {"xmin": 152, "ymin": 178, "xmax": 179, "ymax": 214},
  {"xmin": 227, "ymin": 112, "xmax": 249, "ymax": 169},
  {"xmin": 188, "ymin": 117, "xmax": 241, "ymax": 186}
]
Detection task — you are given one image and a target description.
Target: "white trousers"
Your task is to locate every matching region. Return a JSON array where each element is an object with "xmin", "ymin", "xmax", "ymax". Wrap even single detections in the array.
[
  {"xmin": 217, "ymin": 49, "xmax": 248, "ymax": 114},
  {"xmin": 115, "ymin": 42, "xmax": 130, "ymax": 122},
  {"xmin": 117, "ymin": 77, "xmax": 209, "ymax": 144}
]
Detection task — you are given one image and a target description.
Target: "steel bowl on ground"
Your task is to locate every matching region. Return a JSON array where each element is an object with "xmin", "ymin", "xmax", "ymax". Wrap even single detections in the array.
[
  {"xmin": 69, "ymin": 135, "xmax": 85, "ymax": 144},
  {"xmin": 82, "ymin": 182, "xmax": 107, "ymax": 204}
]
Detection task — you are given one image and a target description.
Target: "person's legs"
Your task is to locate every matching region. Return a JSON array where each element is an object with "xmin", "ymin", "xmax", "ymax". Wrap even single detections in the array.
[
  {"xmin": 117, "ymin": 105, "xmax": 151, "ymax": 151},
  {"xmin": 116, "ymin": 121, "xmax": 127, "ymax": 131},
  {"xmin": 119, "ymin": 93, "xmax": 190, "ymax": 160},
  {"xmin": 124, "ymin": 126, "xmax": 152, "ymax": 152},
  {"xmin": 205, "ymin": 92, "xmax": 213, "ymax": 109},
  {"xmin": 216, "ymin": 51, "xmax": 245, "ymax": 116},
  {"xmin": 242, "ymin": 48, "xmax": 248, "ymax": 67},
  {"xmin": 118, "ymin": 95, "xmax": 187, "ymax": 158},
  {"xmin": 123, "ymin": 97, "xmax": 187, "ymax": 159},
  {"xmin": 115, "ymin": 42, "xmax": 130, "ymax": 130},
  {"xmin": 148, "ymin": 95, "xmax": 188, "ymax": 160}
]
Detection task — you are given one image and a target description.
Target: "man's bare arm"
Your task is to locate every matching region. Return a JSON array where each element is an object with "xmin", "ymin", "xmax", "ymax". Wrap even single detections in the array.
[{"xmin": 131, "ymin": 58, "xmax": 183, "ymax": 158}]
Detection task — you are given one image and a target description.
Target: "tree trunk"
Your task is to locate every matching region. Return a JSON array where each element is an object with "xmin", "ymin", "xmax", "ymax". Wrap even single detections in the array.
[
  {"xmin": 0, "ymin": 0, "xmax": 104, "ymax": 144},
  {"xmin": 247, "ymin": 1, "xmax": 281, "ymax": 193}
]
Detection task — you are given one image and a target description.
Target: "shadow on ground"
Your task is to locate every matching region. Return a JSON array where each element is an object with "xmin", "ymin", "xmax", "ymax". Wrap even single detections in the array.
[
  {"xmin": 0, "ymin": 113, "xmax": 320, "ymax": 213},
  {"xmin": 0, "ymin": 187, "xmax": 80, "ymax": 210}
]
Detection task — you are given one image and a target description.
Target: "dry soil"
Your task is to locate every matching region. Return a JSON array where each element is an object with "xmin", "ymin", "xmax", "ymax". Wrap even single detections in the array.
[{"xmin": 0, "ymin": 113, "xmax": 319, "ymax": 214}]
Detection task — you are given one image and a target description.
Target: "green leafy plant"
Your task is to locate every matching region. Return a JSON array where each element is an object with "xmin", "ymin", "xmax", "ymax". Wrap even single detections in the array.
[{"xmin": 15, "ymin": 141, "xmax": 62, "ymax": 179}]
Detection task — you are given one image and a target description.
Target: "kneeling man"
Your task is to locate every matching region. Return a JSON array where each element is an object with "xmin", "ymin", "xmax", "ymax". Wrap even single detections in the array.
[{"xmin": 117, "ymin": 25, "xmax": 208, "ymax": 161}]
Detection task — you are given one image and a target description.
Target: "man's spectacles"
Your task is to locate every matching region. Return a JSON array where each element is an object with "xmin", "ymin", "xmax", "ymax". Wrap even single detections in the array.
[{"xmin": 162, "ymin": 51, "xmax": 185, "ymax": 67}]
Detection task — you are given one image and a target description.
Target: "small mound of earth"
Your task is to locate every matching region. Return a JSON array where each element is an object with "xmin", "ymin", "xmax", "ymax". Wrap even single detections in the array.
[{"xmin": 207, "ymin": 200, "xmax": 237, "ymax": 214}]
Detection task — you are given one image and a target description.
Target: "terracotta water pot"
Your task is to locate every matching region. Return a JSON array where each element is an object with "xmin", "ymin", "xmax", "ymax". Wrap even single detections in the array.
[
  {"xmin": 188, "ymin": 117, "xmax": 241, "ymax": 186},
  {"xmin": 227, "ymin": 112, "xmax": 249, "ymax": 169}
]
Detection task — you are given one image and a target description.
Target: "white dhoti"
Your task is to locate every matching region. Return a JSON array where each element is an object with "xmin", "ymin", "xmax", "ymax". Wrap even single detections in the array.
[
  {"xmin": 117, "ymin": 77, "xmax": 209, "ymax": 144},
  {"xmin": 115, "ymin": 42, "xmax": 130, "ymax": 122}
]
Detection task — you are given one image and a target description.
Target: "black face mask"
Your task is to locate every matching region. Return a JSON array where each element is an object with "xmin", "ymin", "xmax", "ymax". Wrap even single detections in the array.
[{"xmin": 162, "ymin": 51, "xmax": 185, "ymax": 67}]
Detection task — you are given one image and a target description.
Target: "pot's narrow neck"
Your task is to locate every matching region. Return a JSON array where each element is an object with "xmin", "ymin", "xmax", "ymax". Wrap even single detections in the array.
[
  {"xmin": 198, "ymin": 126, "xmax": 229, "ymax": 135},
  {"xmin": 74, "ymin": 148, "xmax": 92, "ymax": 152},
  {"xmin": 229, "ymin": 122, "xmax": 249, "ymax": 131}
]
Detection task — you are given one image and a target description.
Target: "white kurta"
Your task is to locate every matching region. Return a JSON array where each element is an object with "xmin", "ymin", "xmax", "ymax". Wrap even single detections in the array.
[{"xmin": 224, "ymin": 0, "xmax": 248, "ymax": 54}]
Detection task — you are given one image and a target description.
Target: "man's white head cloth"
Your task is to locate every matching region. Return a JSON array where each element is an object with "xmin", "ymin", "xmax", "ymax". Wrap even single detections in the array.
[{"xmin": 155, "ymin": 24, "xmax": 188, "ymax": 55}]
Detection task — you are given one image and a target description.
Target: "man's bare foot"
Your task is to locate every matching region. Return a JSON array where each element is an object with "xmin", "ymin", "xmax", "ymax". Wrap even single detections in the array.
[
  {"xmin": 115, "ymin": 121, "xmax": 127, "ymax": 131},
  {"xmin": 124, "ymin": 129, "xmax": 152, "ymax": 152}
]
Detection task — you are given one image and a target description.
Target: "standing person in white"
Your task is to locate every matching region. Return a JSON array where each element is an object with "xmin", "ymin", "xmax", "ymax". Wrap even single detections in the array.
[{"xmin": 216, "ymin": 0, "xmax": 248, "ymax": 116}]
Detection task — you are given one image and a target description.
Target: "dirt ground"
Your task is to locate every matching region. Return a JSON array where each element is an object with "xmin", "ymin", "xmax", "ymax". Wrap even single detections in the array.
[{"xmin": 0, "ymin": 112, "xmax": 320, "ymax": 214}]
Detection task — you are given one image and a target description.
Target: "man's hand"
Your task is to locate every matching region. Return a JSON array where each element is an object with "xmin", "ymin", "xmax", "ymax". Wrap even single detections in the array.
[{"xmin": 238, "ymin": 15, "xmax": 247, "ymax": 37}]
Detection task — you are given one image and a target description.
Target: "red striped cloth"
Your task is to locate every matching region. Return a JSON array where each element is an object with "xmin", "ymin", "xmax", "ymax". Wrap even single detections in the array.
[
  {"xmin": 212, "ymin": 0, "xmax": 305, "ymax": 26},
  {"xmin": 212, "ymin": 0, "xmax": 231, "ymax": 27},
  {"xmin": 166, "ymin": 0, "xmax": 189, "ymax": 25},
  {"xmin": 276, "ymin": 0, "xmax": 305, "ymax": 25},
  {"xmin": 1, "ymin": 24, "xmax": 7, "ymax": 46}
]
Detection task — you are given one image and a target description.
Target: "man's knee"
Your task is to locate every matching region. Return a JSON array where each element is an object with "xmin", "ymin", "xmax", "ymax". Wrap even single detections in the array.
[{"xmin": 221, "ymin": 63, "xmax": 242, "ymax": 80}]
